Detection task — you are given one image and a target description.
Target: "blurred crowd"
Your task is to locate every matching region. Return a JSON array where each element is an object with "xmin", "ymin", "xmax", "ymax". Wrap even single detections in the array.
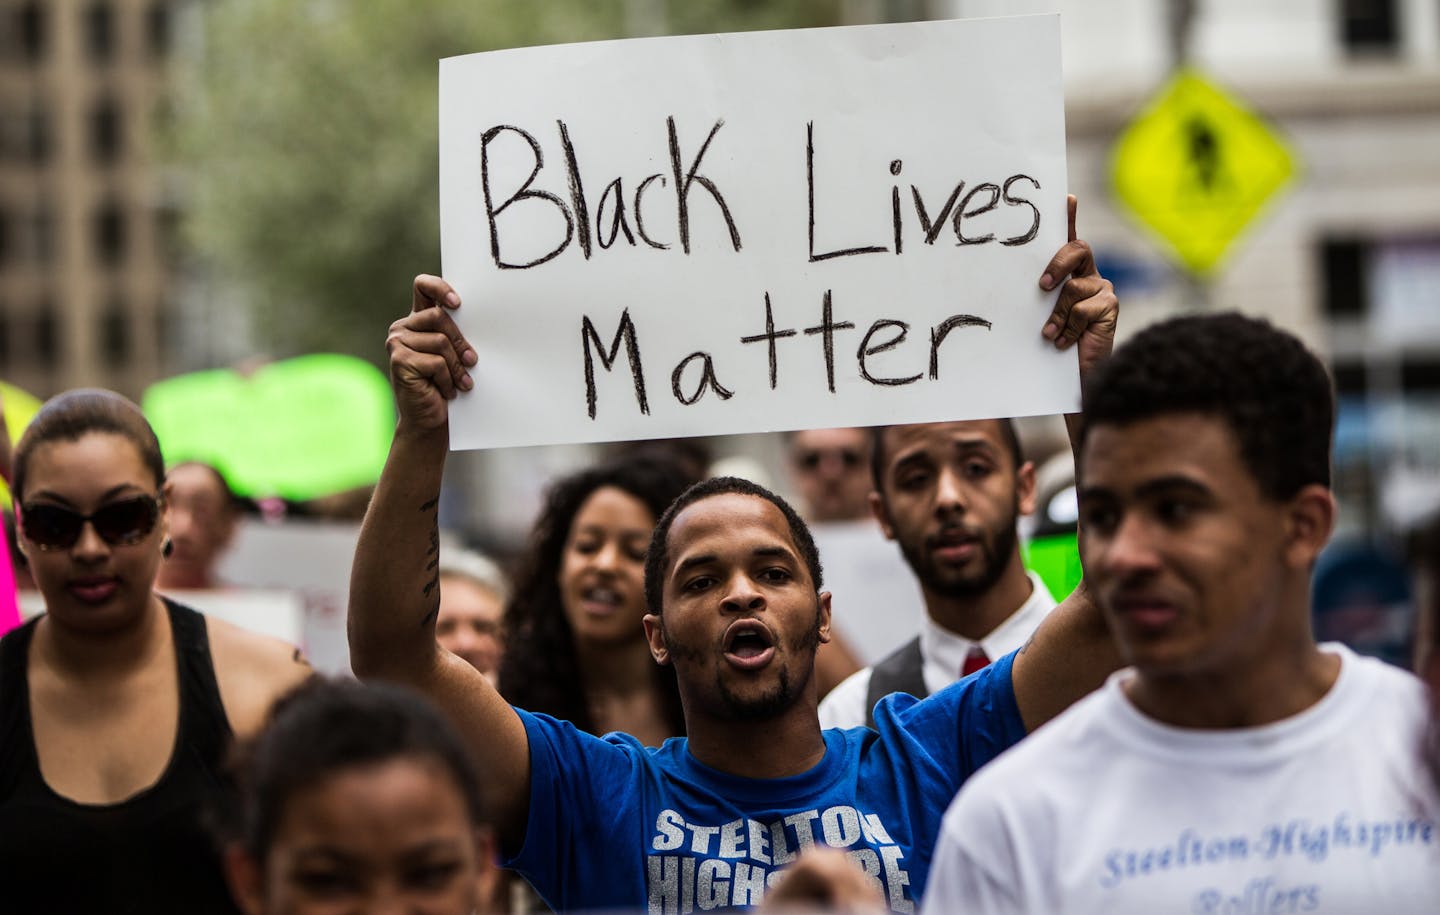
[{"xmin": 1, "ymin": 217, "xmax": 1437, "ymax": 915}]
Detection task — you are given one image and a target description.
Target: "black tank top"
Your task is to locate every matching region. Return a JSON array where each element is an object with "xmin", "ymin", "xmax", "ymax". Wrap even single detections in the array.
[{"xmin": 0, "ymin": 598, "xmax": 242, "ymax": 914}]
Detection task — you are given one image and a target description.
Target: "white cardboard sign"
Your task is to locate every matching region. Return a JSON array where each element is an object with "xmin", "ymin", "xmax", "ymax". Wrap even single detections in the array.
[{"xmin": 440, "ymin": 14, "xmax": 1072, "ymax": 451}]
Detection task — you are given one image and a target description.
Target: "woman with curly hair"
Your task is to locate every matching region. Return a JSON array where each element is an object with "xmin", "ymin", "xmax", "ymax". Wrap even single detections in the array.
[{"xmin": 497, "ymin": 454, "xmax": 693, "ymax": 745}]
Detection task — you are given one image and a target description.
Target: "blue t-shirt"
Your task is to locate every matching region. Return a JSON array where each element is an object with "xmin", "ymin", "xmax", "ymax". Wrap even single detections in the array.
[{"xmin": 506, "ymin": 651, "xmax": 1024, "ymax": 913}]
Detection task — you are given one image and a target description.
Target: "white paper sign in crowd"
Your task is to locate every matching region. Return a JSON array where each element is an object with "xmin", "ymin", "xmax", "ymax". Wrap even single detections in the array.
[{"xmin": 439, "ymin": 14, "xmax": 1072, "ymax": 451}]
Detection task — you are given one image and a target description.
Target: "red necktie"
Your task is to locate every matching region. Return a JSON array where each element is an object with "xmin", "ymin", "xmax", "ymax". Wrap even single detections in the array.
[{"xmin": 961, "ymin": 646, "xmax": 990, "ymax": 678}]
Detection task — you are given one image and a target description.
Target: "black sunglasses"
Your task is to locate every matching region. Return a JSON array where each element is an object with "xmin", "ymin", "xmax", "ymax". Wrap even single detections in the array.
[
  {"xmin": 795, "ymin": 448, "xmax": 864, "ymax": 472},
  {"xmin": 20, "ymin": 495, "xmax": 162, "ymax": 552}
]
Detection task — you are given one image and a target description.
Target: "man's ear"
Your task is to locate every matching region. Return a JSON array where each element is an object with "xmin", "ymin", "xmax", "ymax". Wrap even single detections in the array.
[
  {"xmin": 222, "ymin": 844, "xmax": 265, "ymax": 915},
  {"xmin": 1283, "ymin": 484, "xmax": 1336, "ymax": 569},
  {"xmin": 817, "ymin": 591, "xmax": 833, "ymax": 645},
  {"xmin": 1016, "ymin": 460, "xmax": 1038, "ymax": 517},
  {"xmin": 868, "ymin": 491, "xmax": 895, "ymax": 541},
  {"xmin": 643, "ymin": 613, "xmax": 671, "ymax": 666}
]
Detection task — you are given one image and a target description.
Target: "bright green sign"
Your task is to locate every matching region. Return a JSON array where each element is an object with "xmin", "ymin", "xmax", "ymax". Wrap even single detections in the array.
[{"xmin": 143, "ymin": 354, "xmax": 394, "ymax": 501}]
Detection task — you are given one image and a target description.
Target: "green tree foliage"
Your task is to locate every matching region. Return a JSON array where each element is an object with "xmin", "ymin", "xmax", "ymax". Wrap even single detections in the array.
[{"xmin": 168, "ymin": 0, "xmax": 842, "ymax": 362}]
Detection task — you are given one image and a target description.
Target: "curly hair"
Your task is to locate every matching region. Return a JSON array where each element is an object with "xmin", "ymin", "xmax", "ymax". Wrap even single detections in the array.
[
  {"xmin": 644, "ymin": 475, "xmax": 824, "ymax": 617},
  {"xmin": 1079, "ymin": 312, "xmax": 1334, "ymax": 502},
  {"xmin": 497, "ymin": 454, "xmax": 694, "ymax": 736},
  {"xmin": 13, "ymin": 389, "xmax": 164, "ymax": 502}
]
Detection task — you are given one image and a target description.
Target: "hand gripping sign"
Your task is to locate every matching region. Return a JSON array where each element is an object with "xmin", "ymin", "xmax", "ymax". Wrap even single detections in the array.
[{"xmin": 440, "ymin": 14, "xmax": 1072, "ymax": 450}]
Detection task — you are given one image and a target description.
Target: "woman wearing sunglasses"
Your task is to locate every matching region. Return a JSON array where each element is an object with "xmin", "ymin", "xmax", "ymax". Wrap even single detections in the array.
[{"xmin": 0, "ymin": 388, "xmax": 313, "ymax": 915}]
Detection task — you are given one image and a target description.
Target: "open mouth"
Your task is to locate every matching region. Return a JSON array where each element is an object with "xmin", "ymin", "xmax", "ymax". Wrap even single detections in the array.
[
  {"xmin": 723, "ymin": 620, "xmax": 776, "ymax": 669},
  {"xmin": 1109, "ymin": 593, "xmax": 1180, "ymax": 631},
  {"xmin": 578, "ymin": 585, "xmax": 625, "ymax": 617},
  {"xmin": 930, "ymin": 527, "xmax": 980, "ymax": 562}
]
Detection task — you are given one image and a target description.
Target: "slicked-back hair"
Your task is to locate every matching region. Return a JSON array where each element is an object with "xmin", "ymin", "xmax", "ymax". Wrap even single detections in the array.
[
  {"xmin": 498, "ymin": 453, "xmax": 694, "ymax": 737},
  {"xmin": 13, "ymin": 388, "xmax": 165, "ymax": 502},
  {"xmin": 1080, "ymin": 312, "xmax": 1334, "ymax": 502},
  {"xmin": 644, "ymin": 476, "xmax": 824, "ymax": 616},
  {"xmin": 229, "ymin": 677, "xmax": 484, "ymax": 859},
  {"xmin": 869, "ymin": 418, "xmax": 1023, "ymax": 495}
]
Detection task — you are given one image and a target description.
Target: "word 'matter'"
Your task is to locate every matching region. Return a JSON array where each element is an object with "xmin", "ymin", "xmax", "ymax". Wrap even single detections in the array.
[{"xmin": 580, "ymin": 290, "xmax": 991, "ymax": 419}]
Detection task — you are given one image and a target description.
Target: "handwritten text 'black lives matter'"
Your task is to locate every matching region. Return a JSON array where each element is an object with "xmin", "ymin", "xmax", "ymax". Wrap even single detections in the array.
[{"xmin": 478, "ymin": 117, "xmax": 1043, "ymax": 419}]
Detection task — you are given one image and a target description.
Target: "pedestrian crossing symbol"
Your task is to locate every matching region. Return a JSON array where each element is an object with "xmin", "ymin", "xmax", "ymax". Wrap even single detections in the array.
[{"xmin": 1110, "ymin": 68, "xmax": 1298, "ymax": 276}]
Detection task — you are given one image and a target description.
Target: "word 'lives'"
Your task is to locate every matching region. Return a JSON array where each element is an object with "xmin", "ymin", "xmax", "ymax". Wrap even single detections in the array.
[{"xmin": 479, "ymin": 118, "xmax": 1043, "ymax": 269}]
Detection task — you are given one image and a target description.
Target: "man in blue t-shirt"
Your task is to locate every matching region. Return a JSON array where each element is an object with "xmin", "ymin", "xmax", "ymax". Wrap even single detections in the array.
[{"xmin": 350, "ymin": 207, "xmax": 1120, "ymax": 913}]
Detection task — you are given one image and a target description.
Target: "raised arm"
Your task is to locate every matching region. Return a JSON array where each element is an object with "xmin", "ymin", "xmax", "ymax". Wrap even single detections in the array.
[
  {"xmin": 1012, "ymin": 197, "xmax": 1122, "ymax": 731},
  {"xmin": 348, "ymin": 274, "xmax": 531, "ymax": 847}
]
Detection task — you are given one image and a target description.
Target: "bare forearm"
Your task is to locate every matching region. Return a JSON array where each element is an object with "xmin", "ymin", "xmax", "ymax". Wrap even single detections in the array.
[
  {"xmin": 349, "ymin": 422, "xmax": 450, "ymax": 679},
  {"xmin": 1012, "ymin": 579, "xmax": 1120, "ymax": 731}
]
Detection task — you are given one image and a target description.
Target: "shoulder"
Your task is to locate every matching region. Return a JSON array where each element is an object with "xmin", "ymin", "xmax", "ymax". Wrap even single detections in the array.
[
  {"xmin": 818, "ymin": 667, "xmax": 873, "ymax": 729},
  {"xmin": 205, "ymin": 615, "xmax": 313, "ymax": 739},
  {"xmin": 1326, "ymin": 644, "xmax": 1429, "ymax": 719},
  {"xmin": 1342, "ymin": 647, "xmax": 1427, "ymax": 694},
  {"xmin": 519, "ymin": 706, "xmax": 653, "ymax": 771},
  {"xmin": 916, "ymin": 648, "xmax": 1022, "ymax": 723}
]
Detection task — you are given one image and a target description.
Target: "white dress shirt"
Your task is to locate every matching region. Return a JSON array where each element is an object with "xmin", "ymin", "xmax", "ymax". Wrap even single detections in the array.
[{"xmin": 818, "ymin": 571, "xmax": 1057, "ymax": 729}]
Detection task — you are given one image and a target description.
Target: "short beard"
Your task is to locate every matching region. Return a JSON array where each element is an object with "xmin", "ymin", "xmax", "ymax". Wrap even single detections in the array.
[
  {"xmin": 716, "ymin": 667, "xmax": 794, "ymax": 720},
  {"xmin": 900, "ymin": 507, "xmax": 1019, "ymax": 599}
]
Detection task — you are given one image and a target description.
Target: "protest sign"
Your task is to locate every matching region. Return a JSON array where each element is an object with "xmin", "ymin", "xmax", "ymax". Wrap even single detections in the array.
[{"xmin": 440, "ymin": 14, "xmax": 1071, "ymax": 450}]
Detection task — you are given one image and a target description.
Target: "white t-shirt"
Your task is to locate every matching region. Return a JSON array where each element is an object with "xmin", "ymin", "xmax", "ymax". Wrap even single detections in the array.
[
  {"xmin": 922, "ymin": 644, "xmax": 1440, "ymax": 914},
  {"xmin": 818, "ymin": 572, "xmax": 1056, "ymax": 729}
]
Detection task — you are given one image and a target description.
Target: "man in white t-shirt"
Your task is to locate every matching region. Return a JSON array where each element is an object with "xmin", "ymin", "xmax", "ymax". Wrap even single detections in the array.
[{"xmin": 924, "ymin": 313, "xmax": 1440, "ymax": 914}]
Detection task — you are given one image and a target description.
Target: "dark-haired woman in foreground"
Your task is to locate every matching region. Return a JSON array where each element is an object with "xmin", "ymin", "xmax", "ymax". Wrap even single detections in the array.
[
  {"xmin": 223, "ymin": 677, "xmax": 498, "ymax": 915},
  {"xmin": 0, "ymin": 389, "xmax": 311, "ymax": 914}
]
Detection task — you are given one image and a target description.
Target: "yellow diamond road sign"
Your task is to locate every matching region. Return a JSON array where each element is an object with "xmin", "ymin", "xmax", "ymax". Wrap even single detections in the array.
[{"xmin": 1111, "ymin": 68, "xmax": 1298, "ymax": 276}]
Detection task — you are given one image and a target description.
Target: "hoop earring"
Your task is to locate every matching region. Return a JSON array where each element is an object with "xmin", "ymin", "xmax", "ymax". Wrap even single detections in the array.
[{"xmin": 162, "ymin": 538, "xmax": 174, "ymax": 559}]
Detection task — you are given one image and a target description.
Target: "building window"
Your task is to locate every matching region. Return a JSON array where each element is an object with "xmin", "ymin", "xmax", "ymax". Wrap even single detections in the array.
[
  {"xmin": 34, "ymin": 309, "xmax": 56, "ymax": 365},
  {"xmin": 29, "ymin": 202, "xmax": 56, "ymax": 264},
  {"xmin": 1321, "ymin": 238, "xmax": 1366, "ymax": 318},
  {"xmin": 94, "ymin": 199, "xmax": 126, "ymax": 265},
  {"xmin": 19, "ymin": 3, "xmax": 46, "ymax": 62},
  {"xmin": 1340, "ymin": 0, "xmax": 1399, "ymax": 54},
  {"xmin": 85, "ymin": 2, "xmax": 115, "ymax": 64},
  {"xmin": 26, "ymin": 106, "xmax": 50, "ymax": 163},
  {"xmin": 147, "ymin": 2, "xmax": 172, "ymax": 58},
  {"xmin": 90, "ymin": 97, "xmax": 123, "ymax": 164},
  {"xmin": 102, "ymin": 298, "xmax": 129, "ymax": 368},
  {"xmin": 1401, "ymin": 359, "xmax": 1440, "ymax": 393}
]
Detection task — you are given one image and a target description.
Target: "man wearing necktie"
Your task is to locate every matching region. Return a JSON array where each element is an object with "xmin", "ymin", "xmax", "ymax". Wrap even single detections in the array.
[
  {"xmin": 819, "ymin": 199, "xmax": 1114, "ymax": 732},
  {"xmin": 818, "ymin": 416, "xmax": 1060, "ymax": 729}
]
